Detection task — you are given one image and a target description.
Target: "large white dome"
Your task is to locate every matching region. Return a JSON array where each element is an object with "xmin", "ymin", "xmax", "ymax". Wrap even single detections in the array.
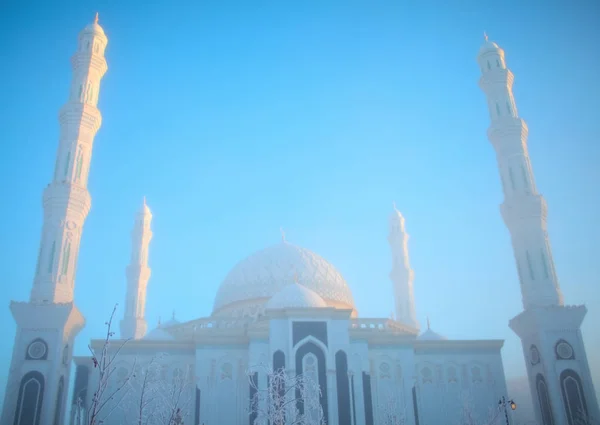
[
  {"xmin": 266, "ymin": 283, "xmax": 328, "ymax": 310},
  {"xmin": 212, "ymin": 242, "xmax": 356, "ymax": 317}
]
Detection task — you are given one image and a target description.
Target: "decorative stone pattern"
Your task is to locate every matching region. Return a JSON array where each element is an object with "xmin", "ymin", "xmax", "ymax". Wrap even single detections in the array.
[
  {"xmin": 212, "ymin": 242, "xmax": 355, "ymax": 315},
  {"xmin": 555, "ymin": 339, "xmax": 574, "ymax": 360},
  {"xmin": 266, "ymin": 283, "xmax": 327, "ymax": 310}
]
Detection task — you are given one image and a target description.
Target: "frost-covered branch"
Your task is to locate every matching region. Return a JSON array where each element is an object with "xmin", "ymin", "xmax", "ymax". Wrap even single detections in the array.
[
  {"xmin": 247, "ymin": 363, "xmax": 325, "ymax": 425},
  {"xmin": 378, "ymin": 391, "xmax": 405, "ymax": 425},
  {"xmin": 87, "ymin": 304, "xmax": 136, "ymax": 425}
]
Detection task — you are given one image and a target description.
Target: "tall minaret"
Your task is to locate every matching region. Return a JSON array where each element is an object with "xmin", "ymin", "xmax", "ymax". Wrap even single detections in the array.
[
  {"xmin": 120, "ymin": 198, "xmax": 153, "ymax": 340},
  {"xmin": 388, "ymin": 205, "xmax": 419, "ymax": 329},
  {"xmin": 1, "ymin": 15, "xmax": 108, "ymax": 425},
  {"xmin": 478, "ymin": 35, "xmax": 599, "ymax": 425}
]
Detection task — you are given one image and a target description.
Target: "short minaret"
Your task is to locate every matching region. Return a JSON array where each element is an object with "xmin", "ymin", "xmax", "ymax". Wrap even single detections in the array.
[
  {"xmin": 120, "ymin": 198, "xmax": 153, "ymax": 340},
  {"xmin": 1, "ymin": 15, "xmax": 108, "ymax": 425},
  {"xmin": 478, "ymin": 35, "xmax": 599, "ymax": 425},
  {"xmin": 388, "ymin": 204, "xmax": 419, "ymax": 329}
]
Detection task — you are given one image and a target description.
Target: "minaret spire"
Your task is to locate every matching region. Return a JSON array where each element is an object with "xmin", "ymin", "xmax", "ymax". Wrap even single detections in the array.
[
  {"xmin": 28, "ymin": 14, "xmax": 108, "ymax": 304},
  {"xmin": 1, "ymin": 17, "xmax": 108, "ymax": 424},
  {"xmin": 478, "ymin": 36, "xmax": 600, "ymax": 424},
  {"xmin": 478, "ymin": 37, "xmax": 561, "ymax": 309},
  {"xmin": 388, "ymin": 206, "xmax": 419, "ymax": 329},
  {"xmin": 120, "ymin": 198, "xmax": 153, "ymax": 340}
]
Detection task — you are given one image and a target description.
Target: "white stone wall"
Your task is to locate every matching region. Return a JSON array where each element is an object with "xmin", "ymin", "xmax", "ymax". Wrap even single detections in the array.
[
  {"xmin": 195, "ymin": 345, "xmax": 249, "ymax": 425},
  {"xmin": 413, "ymin": 349, "xmax": 508, "ymax": 425},
  {"xmin": 369, "ymin": 345, "xmax": 417, "ymax": 425}
]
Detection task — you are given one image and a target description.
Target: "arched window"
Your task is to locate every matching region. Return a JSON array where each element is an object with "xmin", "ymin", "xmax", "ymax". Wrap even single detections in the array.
[
  {"xmin": 63, "ymin": 151, "xmax": 71, "ymax": 178},
  {"xmin": 496, "ymin": 102, "xmax": 501, "ymax": 116},
  {"xmin": 53, "ymin": 376, "xmax": 65, "ymax": 425},
  {"xmin": 35, "ymin": 245, "xmax": 43, "ymax": 276},
  {"xmin": 536, "ymin": 374, "xmax": 555, "ymax": 425},
  {"xmin": 273, "ymin": 350, "xmax": 285, "ymax": 373},
  {"xmin": 487, "ymin": 60, "xmax": 491, "ymax": 70},
  {"xmin": 47, "ymin": 241, "xmax": 56, "ymax": 273},
  {"xmin": 61, "ymin": 241, "xmax": 71, "ymax": 275},
  {"xmin": 336, "ymin": 350, "xmax": 351, "ymax": 425},
  {"xmin": 506, "ymin": 101, "xmax": 512, "ymax": 115},
  {"xmin": 220, "ymin": 363, "xmax": 232, "ymax": 381},
  {"xmin": 496, "ymin": 59, "xmax": 500, "ymax": 67},
  {"xmin": 508, "ymin": 167, "xmax": 516, "ymax": 190},
  {"xmin": 75, "ymin": 150, "xmax": 83, "ymax": 182},
  {"xmin": 295, "ymin": 341, "xmax": 328, "ymax": 422},
  {"xmin": 14, "ymin": 371, "xmax": 45, "ymax": 425},
  {"xmin": 541, "ymin": 250, "xmax": 550, "ymax": 279},
  {"xmin": 521, "ymin": 165, "xmax": 530, "ymax": 191},
  {"xmin": 560, "ymin": 369, "xmax": 588, "ymax": 425}
]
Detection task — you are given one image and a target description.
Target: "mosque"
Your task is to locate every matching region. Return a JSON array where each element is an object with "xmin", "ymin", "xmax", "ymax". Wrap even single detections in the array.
[{"xmin": 1, "ymin": 15, "xmax": 598, "ymax": 425}]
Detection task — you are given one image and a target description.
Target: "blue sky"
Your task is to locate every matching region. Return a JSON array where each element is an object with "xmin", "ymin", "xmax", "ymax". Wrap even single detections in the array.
[{"xmin": 0, "ymin": 0, "xmax": 599, "ymax": 410}]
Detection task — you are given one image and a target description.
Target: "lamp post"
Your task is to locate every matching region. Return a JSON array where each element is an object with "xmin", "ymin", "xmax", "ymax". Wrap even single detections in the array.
[{"xmin": 498, "ymin": 396, "xmax": 517, "ymax": 425}]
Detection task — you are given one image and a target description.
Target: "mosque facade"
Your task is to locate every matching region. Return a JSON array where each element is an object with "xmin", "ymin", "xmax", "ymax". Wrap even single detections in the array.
[{"xmin": 1, "ymin": 16, "xmax": 598, "ymax": 425}]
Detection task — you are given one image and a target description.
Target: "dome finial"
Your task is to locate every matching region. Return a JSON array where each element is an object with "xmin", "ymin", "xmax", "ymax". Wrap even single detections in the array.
[
  {"xmin": 280, "ymin": 227, "xmax": 286, "ymax": 243},
  {"xmin": 158, "ymin": 316, "xmax": 162, "ymax": 327},
  {"xmin": 94, "ymin": 12, "xmax": 99, "ymax": 24},
  {"xmin": 172, "ymin": 310, "xmax": 176, "ymax": 320},
  {"xmin": 393, "ymin": 201, "xmax": 397, "ymax": 211},
  {"xmin": 427, "ymin": 316, "xmax": 431, "ymax": 330},
  {"xmin": 484, "ymin": 31, "xmax": 488, "ymax": 42}
]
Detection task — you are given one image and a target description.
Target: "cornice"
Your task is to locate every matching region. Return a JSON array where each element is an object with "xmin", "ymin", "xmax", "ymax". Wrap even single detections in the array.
[
  {"xmin": 509, "ymin": 305, "xmax": 587, "ymax": 338},
  {"xmin": 413, "ymin": 339, "xmax": 505, "ymax": 352}
]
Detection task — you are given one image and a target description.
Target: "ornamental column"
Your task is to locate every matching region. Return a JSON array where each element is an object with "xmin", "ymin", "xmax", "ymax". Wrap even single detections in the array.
[
  {"xmin": 478, "ymin": 34, "xmax": 599, "ymax": 425},
  {"xmin": 120, "ymin": 198, "xmax": 153, "ymax": 340},
  {"xmin": 388, "ymin": 205, "xmax": 418, "ymax": 330},
  {"xmin": 31, "ymin": 12, "xmax": 108, "ymax": 304},
  {"xmin": 1, "ymin": 15, "xmax": 108, "ymax": 425}
]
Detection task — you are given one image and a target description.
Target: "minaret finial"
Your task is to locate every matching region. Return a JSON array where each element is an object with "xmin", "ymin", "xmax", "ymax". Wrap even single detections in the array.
[
  {"xmin": 427, "ymin": 316, "xmax": 431, "ymax": 330},
  {"xmin": 158, "ymin": 316, "xmax": 162, "ymax": 326},
  {"xmin": 94, "ymin": 12, "xmax": 99, "ymax": 24},
  {"xmin": 393, "ymin": 201, "xmax": 397, "ymax": 211},
  {"xmin": 172, "ymin": 310, "xmax": 176, "ymax": 320},
  {"xmin": 483, "ymin": 31, "xmax": 488, "ymax": 42},
  {"xmin": 280, "ymin": 227, "xmax": 286, "ymax": 242},
  {"xmin": 143, "ymin": 196, "xmax": 147, "ymax": 206}
]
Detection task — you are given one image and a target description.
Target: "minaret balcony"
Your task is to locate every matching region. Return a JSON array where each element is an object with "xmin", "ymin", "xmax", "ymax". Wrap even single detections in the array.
[
  {"xmin": 478, "ymin": 69, "xmax": 514, "ymax": 91},
  {"xmin": 487, "ymin": 117, "xmax": 528, "ymax": 154},
  {"xmin": 43, "ymin": 184, "xmax": 91, "ymax": 219},
  {"xmin": 59, "ymin": 103, "xmax": 102, "ymax": 133},
  {"xmin": 500, "ymin": 194, "xmax": 548, "ymax": 226},
  {"xmin": 70, "ymin": 54, "xmax": 108, "ymax": 76}
]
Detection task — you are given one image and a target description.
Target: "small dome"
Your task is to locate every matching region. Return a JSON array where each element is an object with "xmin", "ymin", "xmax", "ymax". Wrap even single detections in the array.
[
  {"xmin": 143, "ymin": 326, "xmax": 175, "ymax": 341},
  {"xmin": 418, "ymin": 328, "xmax": 448, "ymax": 341},
  {"xmin": 160, "ymin": 318, "xmax": 180, "ymax": 328},
  {"xmin": 266, "ymin": 283, "xmax": 328, "ymax": 310},
  {"xmin": 82, "ymin": 13, "xmax": 105, "ymax": 37},
  {"xmin": 479, "ymin": 39, "xmax": 500, "ymax": 55}
]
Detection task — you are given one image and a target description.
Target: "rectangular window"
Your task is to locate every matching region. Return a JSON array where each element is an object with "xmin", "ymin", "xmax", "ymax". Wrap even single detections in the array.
[
  {"xmin": 541, "ymin": 250, "xmax": 550, "ymax": 279},
  {"xmin": 521, "ymin": 166, "xmax": 530, "ymax": 190},
  {"xmin": 526, "ymin": 250, "xmax": 535, "ymax": 280},
  {"xmin": 508, "ymin": 167, "xmax": 516, "ymax": 190}
]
